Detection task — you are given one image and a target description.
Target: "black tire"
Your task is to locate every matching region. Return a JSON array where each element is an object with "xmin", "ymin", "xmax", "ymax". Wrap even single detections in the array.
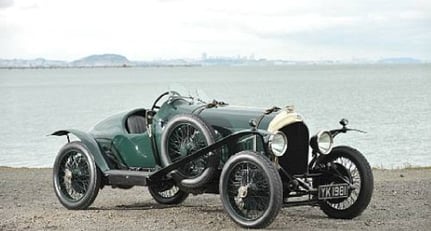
[
  {"xmin": 160, "ymin": 114, "xmax": 219, "ymax": 189},
  {"xmin": 148, "ymin": 182, "xmax": 189, "ymax": 205},
  {"xmin": 316, "ymin": 146, "xmax": 374, "ymax": 219},
  {"xmin": 53, "ymin": 141, "xmax": 101, "ymax": 210},
  {"xmin": 219, "ymin": 151, "xmax": 283, "ymax": 229}
]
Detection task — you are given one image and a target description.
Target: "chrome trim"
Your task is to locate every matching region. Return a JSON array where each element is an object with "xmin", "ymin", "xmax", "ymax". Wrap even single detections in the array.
[
  {"xmin": 316, "ymin": 130, "xmax": 333, "ymax": 155},
  {"xmin": 267, "ymin": 106, "xmax": 303, "ymax": 133},
  {"xmin": 268, "ymin": 131, "xmax": 288, "ymax": 157}
]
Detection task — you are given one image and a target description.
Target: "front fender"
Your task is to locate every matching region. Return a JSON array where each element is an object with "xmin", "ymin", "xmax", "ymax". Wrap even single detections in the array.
[{"xmin": 51, "ymin": 129, "xmax": 110, "ymax": 172}]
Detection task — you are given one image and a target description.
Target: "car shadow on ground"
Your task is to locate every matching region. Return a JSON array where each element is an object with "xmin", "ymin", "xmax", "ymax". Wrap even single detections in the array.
[
  {"xmin": 89, "ymin": 203, "xmax": 175, "ymax": 211},
  {"xmin": 90, "ymin": 202, "xmax": 327, "ymax": 221},
  {"xmin": 90, "ymin": 202, "xmax": 224, "ymax": 213}
]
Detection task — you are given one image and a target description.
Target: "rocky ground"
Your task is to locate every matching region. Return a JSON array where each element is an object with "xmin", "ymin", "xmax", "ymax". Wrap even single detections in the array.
[{"xmin": 0, "ymin": 167, "xmax": 430, "ymax": 230}]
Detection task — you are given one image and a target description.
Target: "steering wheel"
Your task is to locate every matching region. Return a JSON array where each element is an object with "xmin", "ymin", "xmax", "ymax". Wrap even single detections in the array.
[{"xmin": 151, "ymin": 91, "xmax": 181, "ymax": 111}]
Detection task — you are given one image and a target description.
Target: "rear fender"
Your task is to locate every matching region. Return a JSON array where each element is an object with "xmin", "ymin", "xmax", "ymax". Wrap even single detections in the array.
[{"xmin": 51, "ymin": 129, "xmax": 110, "ymax": 172}]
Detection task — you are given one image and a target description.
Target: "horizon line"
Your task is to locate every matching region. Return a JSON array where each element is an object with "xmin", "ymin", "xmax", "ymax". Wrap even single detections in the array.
[{"xmin": 0, "ymin": 53, "xmax": 429, "ymax": 62}]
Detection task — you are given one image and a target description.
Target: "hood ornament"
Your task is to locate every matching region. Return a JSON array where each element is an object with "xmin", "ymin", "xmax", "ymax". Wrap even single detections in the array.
[{"xmin": 285, "ymin": 105, "xmax": 295, "ymax": 113}]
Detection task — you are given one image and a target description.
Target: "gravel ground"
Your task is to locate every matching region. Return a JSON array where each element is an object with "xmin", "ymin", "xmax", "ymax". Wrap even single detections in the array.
[{"xmin": 0, "ymin": 167, "xmax": 430, "ymax": 230}]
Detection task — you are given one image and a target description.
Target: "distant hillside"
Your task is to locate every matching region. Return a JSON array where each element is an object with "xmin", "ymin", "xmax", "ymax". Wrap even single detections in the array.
[
  {"xmin": 378, "ymin": 57, "xmax": 421, "ymax": 64},
  {"xmin": 71, "ymin": 54, "xmax": 131, "ymax": 67},
  {"xmin": 0, "ymin": 54, "xmax": 428, "ymax": 68}
]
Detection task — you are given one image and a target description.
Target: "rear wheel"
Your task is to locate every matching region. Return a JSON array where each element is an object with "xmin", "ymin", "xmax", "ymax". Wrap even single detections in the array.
[
  {"xmin": 53, "ymin": 141, "xmax": 101, "ymax": 209},
  {"xmin": 316, "ymin": 146, "xmax": 373, "ymax": 219},
  {"xmin": 148, "ymin": 182, "xmax": 189, "ymax": 205},
  {"xmin": 219, "ymin": 151, "xmax": 283, "ymax": 228},
  {"xmin": 160, "ymin": 114, "xmax": 219, "ymax": 189}
]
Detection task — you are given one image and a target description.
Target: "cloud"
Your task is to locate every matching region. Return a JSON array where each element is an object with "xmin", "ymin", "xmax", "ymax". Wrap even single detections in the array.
[
  {"xmin": 183, "ymin": 1, "xmax": 431, "ymax": 59},
  {"xmin": 0, "ymin": 0, "xmax": 13, "ymax": 8},
  {"xmin": 0, "ymin": 0, "xmax": 430, "ymax": 60}
]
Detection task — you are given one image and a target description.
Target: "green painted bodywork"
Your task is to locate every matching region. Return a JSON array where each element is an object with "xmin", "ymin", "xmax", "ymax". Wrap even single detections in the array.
[
  {"xmin": 153, "ymin": 98, "xmax": 275, "ymax": 133},
  {"xmin": 152, "ymin": 98, "xmax": 277, "ymax": 163},
  {"xmin": 52, "ymin": 129, "xmax": 111, "ymax": 172},
  {"xmin": 112, "ymin": 134, "xmax": 156, "ymax": 168},
  {"xmin": 90, "ymin": 111, "xmax": 129, "ymax": 139},
  {"xmin": 62, "ymin": 95, "xmax": 280, "ymax": 171},
  {"xmin": 89, "ymin": 109, "xmax": 157, "ymax": 169}
]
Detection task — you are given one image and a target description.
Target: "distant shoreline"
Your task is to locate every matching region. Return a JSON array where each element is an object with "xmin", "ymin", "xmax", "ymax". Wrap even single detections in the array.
[
  {"xmin": 0, "ymin": 64, "xmax": 202, "ymax": 69},
  {"xmin": 1, "ymin": 62, "xmax": 429, "ymax": 70},
  {"xmin": 1, "ymin": 53, "xmax": 427, "ymax": 69}
]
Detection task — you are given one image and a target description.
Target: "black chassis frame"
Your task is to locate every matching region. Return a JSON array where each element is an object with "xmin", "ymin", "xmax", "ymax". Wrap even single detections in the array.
[{"xmin": 127, "ymin": 126, "xmax": 351, "ymax": 208}]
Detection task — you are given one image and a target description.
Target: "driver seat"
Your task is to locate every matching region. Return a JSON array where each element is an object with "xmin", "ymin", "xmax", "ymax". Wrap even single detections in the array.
[{"xmin": 126, "ymin": 115, "xmax": 147, "ymax": 134}]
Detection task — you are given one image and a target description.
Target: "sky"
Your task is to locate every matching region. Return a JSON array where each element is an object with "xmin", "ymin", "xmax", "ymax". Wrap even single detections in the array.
[{"xmin": 0, "ymin": 0, "xmax": 430, "ymax": 61}]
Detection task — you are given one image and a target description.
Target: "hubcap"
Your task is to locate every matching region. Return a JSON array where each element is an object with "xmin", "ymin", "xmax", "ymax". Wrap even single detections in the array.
[
  {"xmin": 64, "ymin": 169, "xmax": 72, "ymax": 182},
  {"xmin": 235, "ymin": 185, "xmax": 249, "ymax": 209},
  {"xmin": 238, "ymin": 185, "xmax": 249, "ymax": 198}
]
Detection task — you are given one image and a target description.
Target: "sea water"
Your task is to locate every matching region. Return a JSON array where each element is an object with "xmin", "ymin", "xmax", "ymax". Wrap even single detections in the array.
[{"xmin": 0, "ymin": 64, "xmax": 430, "ymax": 168}]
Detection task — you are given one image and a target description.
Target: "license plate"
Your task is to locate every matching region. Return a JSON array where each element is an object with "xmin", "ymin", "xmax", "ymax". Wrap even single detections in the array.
[{"xmin": 318, "ymin": 183, "xmax": 349, "ymax": 200}]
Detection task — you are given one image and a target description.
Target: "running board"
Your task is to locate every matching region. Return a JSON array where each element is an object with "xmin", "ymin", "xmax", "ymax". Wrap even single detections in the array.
[{"xmin": 104, "ymin": 170, "xmax": 151, "ymax": 186}]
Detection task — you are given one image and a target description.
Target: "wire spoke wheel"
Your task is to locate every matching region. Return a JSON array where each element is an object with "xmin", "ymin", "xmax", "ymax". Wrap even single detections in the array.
[
  {"xmin": 325, "ymin": 157, "xmax": 361, "ymax": 210},
  {"xmin": 158, "ymin": 185, "xmax": 180, "ymax": 198},
  {"xmin": 160, "ymin": 114, "xmax": 219, "ymax": 189},
  {"xmin": 227, "ymin": 162, "xmax": 270, "ymax": 220},
  {"xmin": 148, "ymin": 182, "xmax": 189, "ymax": 205},
  {"xmin": 59, "ymin": 152, "xmax": 91, "ymax": 200},
  {"xmin": 53, "ymin": 141, "xmax": 101, "ymax": 210},
  {"xmin": 316, "ymin": 146, "xmax": 373, "ymax": 219},
  {"xmin": 220, "ymin": 151, "xmax": 282, "ymax": 228},
  {"xmin": 167, "ymin": 122, "xmax": 209, "ymax": 177}
]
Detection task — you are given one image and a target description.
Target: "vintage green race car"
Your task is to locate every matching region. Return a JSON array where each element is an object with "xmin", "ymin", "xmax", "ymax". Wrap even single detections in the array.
[{"xmin": 51, "ymin": 91, "xmax": 373, "ymax": 228}]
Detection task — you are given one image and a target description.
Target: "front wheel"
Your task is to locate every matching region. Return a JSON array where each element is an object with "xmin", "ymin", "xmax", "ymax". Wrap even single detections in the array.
[
  {"xmin": 316, "ymin": 146, "xmax": 374, "ymax": 219},
  {"xmin": 219, "ymin": 151, "xmax": 283, "ymax": 229},
  {"xmin": 53, "ymin": 141, "xmax": 101, "ymax": 209}
]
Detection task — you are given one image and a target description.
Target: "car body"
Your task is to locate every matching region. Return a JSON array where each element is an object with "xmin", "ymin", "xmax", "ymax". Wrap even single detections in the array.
[{"xmin": 52, "ymin": 91, "xmax": 374, "ymax": 228}]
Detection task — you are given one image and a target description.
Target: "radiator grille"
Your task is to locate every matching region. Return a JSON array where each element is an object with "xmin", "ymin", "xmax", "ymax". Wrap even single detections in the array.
[{"xmin": 278, "ymin": 122, "xmax": 310, "ymax": 175}]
